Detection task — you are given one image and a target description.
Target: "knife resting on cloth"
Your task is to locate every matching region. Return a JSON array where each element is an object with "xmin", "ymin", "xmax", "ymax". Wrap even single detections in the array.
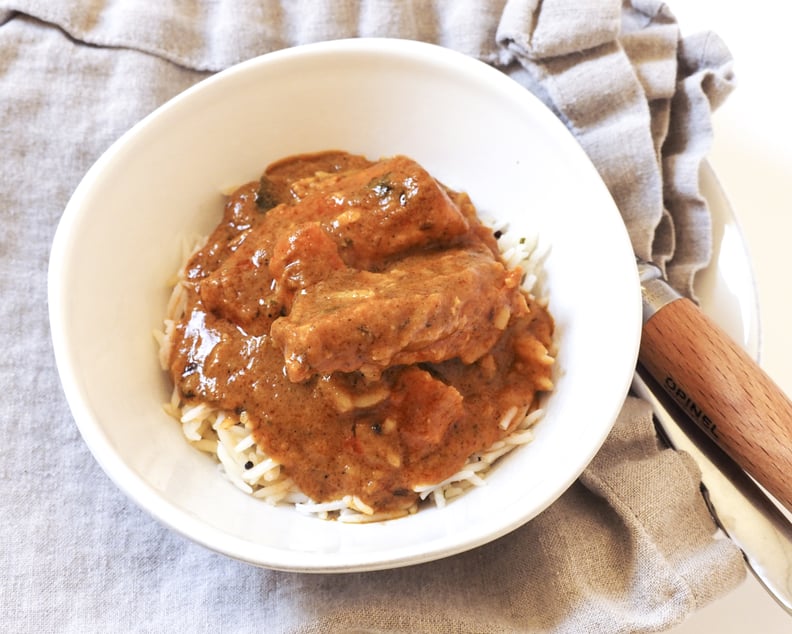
[{"xmin": 635, "ymin": 260, "xmax": 792, "ymax": 613}]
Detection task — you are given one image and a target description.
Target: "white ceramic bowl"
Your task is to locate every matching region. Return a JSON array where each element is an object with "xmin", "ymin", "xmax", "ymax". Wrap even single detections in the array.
[{"xmin": 49, "ymin": 38, "xmax": 641, "ymax": 572}]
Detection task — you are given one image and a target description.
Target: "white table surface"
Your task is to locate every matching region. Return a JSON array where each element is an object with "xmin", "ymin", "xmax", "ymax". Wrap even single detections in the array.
[{"xmin": 666, "ymin": 1, "xmax": 792, "ymax": 631}]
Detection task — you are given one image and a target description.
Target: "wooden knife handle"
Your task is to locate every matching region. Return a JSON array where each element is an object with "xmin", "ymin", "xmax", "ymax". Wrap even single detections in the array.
[{"xmin": 640, "ymin": 295, "xmax": 792, "ymax": 512}]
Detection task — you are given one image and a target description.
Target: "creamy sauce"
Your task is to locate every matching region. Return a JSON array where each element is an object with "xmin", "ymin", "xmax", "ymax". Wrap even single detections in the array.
[{"xmin": 169, "ymin": 152, "xmax": 554, "ymax": 513}]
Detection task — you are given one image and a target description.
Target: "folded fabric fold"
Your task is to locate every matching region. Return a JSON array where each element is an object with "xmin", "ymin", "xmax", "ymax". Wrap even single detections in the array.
[
  {"xmin": 498, "ymin": 0, "xmax": 735, "ymax": 296},
  {"xmin": 498, "ymin": 0, "xmax": 622, "ymax": 60},
  {"xmin": 0, "ymin": 1, "xmax": 746, "ymax": 632},
  {"xmin": 662, "ymin": 30, "xmax": 735, "ymax": 293}
]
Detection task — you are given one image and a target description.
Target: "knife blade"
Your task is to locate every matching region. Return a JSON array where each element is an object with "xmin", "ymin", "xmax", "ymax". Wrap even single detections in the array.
[
  {"xmin": 634, "ymin": 261, "xmax": 792, "ymax": 613},
  {"xmin": 633, "ymin": 370, "xmax": 792, "ymax": 614}
]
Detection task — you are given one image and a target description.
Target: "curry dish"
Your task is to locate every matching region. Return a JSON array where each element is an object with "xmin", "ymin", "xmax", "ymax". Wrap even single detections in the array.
[{"xmin": 166, "ymin": 151, "xmax": 554, "ymax": 516}]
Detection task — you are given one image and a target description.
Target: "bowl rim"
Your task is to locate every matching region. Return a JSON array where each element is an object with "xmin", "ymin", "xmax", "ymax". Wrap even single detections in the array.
[{"xmin": 49, "ymin": 37, "xmax": 642, "ymax": 572}]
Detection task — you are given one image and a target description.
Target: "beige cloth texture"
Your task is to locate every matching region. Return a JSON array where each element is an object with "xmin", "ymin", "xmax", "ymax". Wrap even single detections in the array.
[{"xmin": 0, "ymin": 1, "xmax": 745, "ymax": 632}]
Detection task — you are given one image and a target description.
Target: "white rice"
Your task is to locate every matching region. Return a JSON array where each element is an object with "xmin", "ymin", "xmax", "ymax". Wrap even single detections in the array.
[{"xmin": 156, "ymin": 224, "xmax": 555, "ymax": 523}]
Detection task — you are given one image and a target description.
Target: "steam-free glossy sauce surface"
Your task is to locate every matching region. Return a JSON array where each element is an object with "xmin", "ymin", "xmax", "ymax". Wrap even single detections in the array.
[{"xmin": 169, "ymin": 152, "xmax": 554, "ymax": 513}]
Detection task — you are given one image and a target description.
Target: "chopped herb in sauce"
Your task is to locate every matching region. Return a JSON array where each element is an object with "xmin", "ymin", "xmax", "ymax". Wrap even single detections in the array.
[{"xmin": 255, "ymin": 176, "xmax": 279, "ymax": 212}]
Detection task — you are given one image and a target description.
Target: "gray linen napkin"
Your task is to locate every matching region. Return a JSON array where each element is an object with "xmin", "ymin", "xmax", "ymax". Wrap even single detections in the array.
[{"xmin": 0, "ymin": 1, "xmax": 746, "ymax": 632}]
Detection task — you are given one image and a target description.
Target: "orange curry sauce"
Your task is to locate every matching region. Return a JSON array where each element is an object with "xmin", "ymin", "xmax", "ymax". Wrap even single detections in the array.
[{"xmin": 169, "ymin": 152, "xmax": 554, "ymax": 514}]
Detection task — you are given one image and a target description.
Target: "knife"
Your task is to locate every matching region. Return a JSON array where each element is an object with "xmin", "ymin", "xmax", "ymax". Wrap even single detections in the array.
[
  {"xmin": 635, "ymin": 260, "xmax": 792, "ymax": 613},
  {"xmin": 638, "ymin": 260, "xmax": 792, "ymax": 511}
]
